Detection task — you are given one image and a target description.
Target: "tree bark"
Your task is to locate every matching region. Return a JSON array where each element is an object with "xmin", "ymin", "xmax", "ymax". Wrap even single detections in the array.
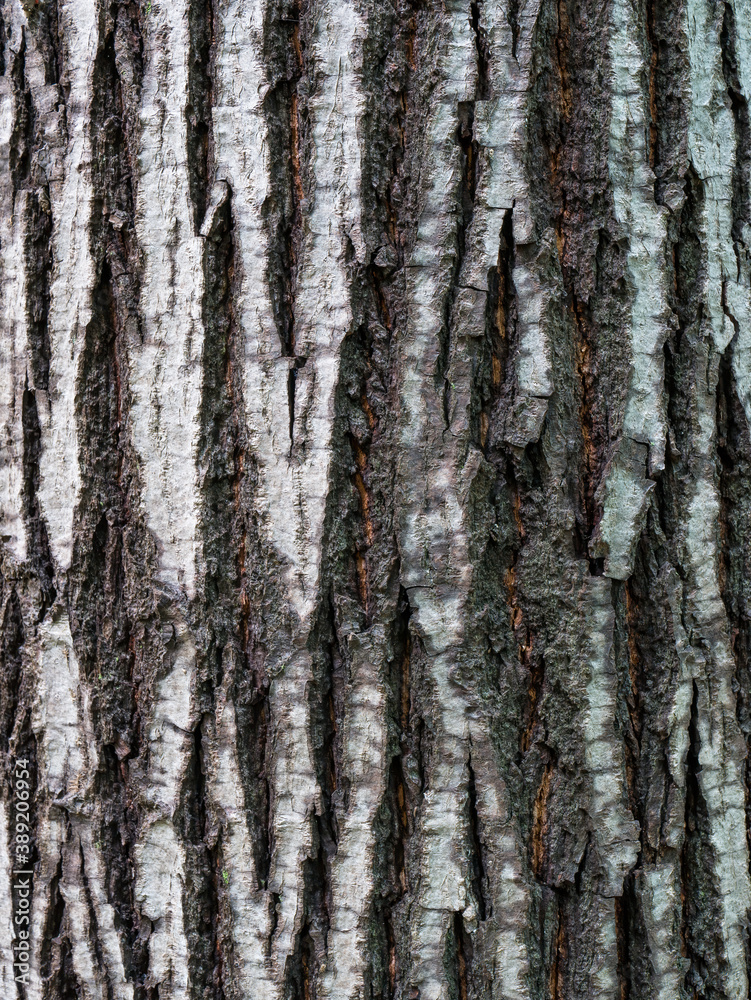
[{"xmin": 1, "ymin": 0, "xmax": 751, "ymax": 997}]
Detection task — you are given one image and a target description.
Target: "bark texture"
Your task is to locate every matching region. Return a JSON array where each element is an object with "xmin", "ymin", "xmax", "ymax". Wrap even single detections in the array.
[{"xmin": 1, "ymin": 0, "xmax": 751, "ymax": 998}]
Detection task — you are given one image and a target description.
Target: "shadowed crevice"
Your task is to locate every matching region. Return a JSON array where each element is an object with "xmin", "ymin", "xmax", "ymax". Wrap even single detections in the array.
[
  {"xmin": 263, "ymin": 0, "xmax": 310, "ymax": 446},
  {"xmin": 368, "ymin": 590, "xmax": 415, "ymax": 1000},
  {"xmin": 443, "ymin": 911, "xmax": 472, "ymax": 1000},
  {"xmin": 177, "ymin": 718, "xmax": 225, "ymax": 1000},
  {"xmin": 24, "ymin": 185, "xmax": 52, "ymax": 392},
  {"xmin": 466, "ymin": 753, "xmax": 487, "ymax": 922},
  {"xmin": 187, "ymin": 0, "xmax": 214, "ymax": 229},
  {"xmin": 721, "ymin": 1, "xmax": 751, "ymax": 264}
]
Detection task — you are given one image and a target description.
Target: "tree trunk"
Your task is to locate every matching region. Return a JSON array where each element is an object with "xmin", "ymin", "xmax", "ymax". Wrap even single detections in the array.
[{"xmin": 1, "ymin": 0, "xmax": 750, "ymax": 997}]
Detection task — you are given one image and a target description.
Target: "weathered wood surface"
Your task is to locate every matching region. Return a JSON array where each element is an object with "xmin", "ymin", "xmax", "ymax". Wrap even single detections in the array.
[{"xmin": 1, "ymin": 0, "xmax": 751, "ymax": 997}]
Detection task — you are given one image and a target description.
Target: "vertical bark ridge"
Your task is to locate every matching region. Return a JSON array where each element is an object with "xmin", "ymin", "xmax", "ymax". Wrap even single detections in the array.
[
  {"xmin": 129, "ymin": 0, "xmax": 205, "ymax": 599},
  {"xmin": 591, "ymin": 0, "xmax": 670, "ymax": 580},
  {"xmin": 209, "ymin": 699, "xmax": 273, "ymax": 996},
  {"xmin": 312, "ymin": 338, "xmax": 393, "ymax": 999},
  {"xmin": 309, "ymin": 0, "xmax": 424, "ymax": 987},
  {"xmin": 452, "ymin": 2, "xmax": 548, "ymax": 995},
  {"xmin": 202, "ymin": 18, "xmax": 278, "ymax": 977},
  {"xmin": 196, "ymin": 70, "xmax": 274, "ymax": 993},
  {"xmin": 726, "ymin": 4, "xmax": 751, "ymax": 448},
  {"xmin": 717, "ymin": 326, "xmax": 751, "ymax": 1000},
  {"xmin": 34, "ymin": 0, "xmax": 97, "ymax": 573},
  {"xmin": 538, "ymin": 2, "xmax": 674, "ymax": 978},
  {"xmin": 395, "ymin": 0, "xmax": 556, "ymax": 993},
  {"xmin": 205, "ymin": 0, "xmax": 370, "ymax": 990},
  {"xmin": 368, "ymin": 593, "xmax": 414, "ymax": 1000},
  {"xmin": 0, "ymin": 130, "xmax": 27, "ymax": 560},
  {"xmin": 486, "ymin": 0, "xmax": 552, "ymax": 455},
  {"xmin": 176, "ymin": 720, "xmax": 222, "ymax": 1000},
  {"xmin": 349, "ymin": 1, "xmax": 423, "ymax": 988},
  {"xmin": 0, "ymin": 0, "xmax": 56, "ymax": 568},
  {"xmin": 680, "ymin": 2, "xmax": 751, "ymax": 994},
  {"xmin": 613, "ymin": 540, "xmax": 692, "ymax": 1000},
  {"xmin": 540, "ymin": 0, "xmax": 629, "ymax": 560},
  {"xmin": 18, "ymin": 16, "xmax": 139, "ymax": 983},
  {"xmin": 70, "ymin": 6, "xmax": 152, "ymax": 998},
  {"xmin": 187, "ymin": 8, "xmax": 235, "ymax": 996},
  {"xmin": 133, "ymin": 612, "xmax": 196, "ymax": 1000},
  {"xmin": 508, "ymin": 1, "xmax": 636, "ymax": 995},
  {"xmin": 121, "ymin": 1, "xmax": 207, "ymax": 992},
  {"xmin": 393, "ymin": 2, "xmax": 479, "ymax": 993},
  {"xmin": 263, "ymin": 0, "xmax": 303, "ymax": 368},
  {"xmin": 608, "ymin": 12, "xmax": 695, "ymax": 995},
  {"xmin": 28, "ymin": 614, "xmax": 98, "ymax": 1000},
  {"xmin": 208, "ymin": 0, "xmax": 310, "ymax": 987},
  {"xmin": 67, "ymin": 257, "xmax": 136, "ymax": 1000}
]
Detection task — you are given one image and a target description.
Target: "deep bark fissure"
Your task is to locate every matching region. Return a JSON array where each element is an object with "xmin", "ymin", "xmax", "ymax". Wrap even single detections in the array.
[
  {"xmin": 43, "ymin": 0, "xmax": 64, "ymax": 88},
  {"xmin": 716, "ymin": 322, "xmax": 751, "ymax": 884},
  {"xmin": 650, "ymin": 0, "xmax": 690, "ymax": 210},
  {"xmin": 48, "ymin": 937, "xmax": 81, "ymax": 1000},
  {"xmin": 477, "ymin": 206, "xmax": 514, "ymax": 454},
  {"xmin": 721, "ymin": 1, "xmax": 751, "ymax": 266},
  {"xmin": 234, "ymin": 660, "xmax": 273, "ymax": 890},
  {"xmin": 470, "ymin": 1, "xmax": 490, "ymax": 98},
  {"xmin": 63, "ymin": 14, "xmax": 155, "ymax": 997},
  {"xmin": 0, "ymin": 7, "xmax": 6, "ymax": 77},
  {"xmin": 178, "ymin": 718, "xmax": 224, "ymax": 1000},
  {"xmin": 21, "ymin": 385, "xmax": 55, "ymax": 614},
  {"xmin": 9, "ymin": 30, "xmax": 32, "ymax": 199},
  {"xmin": 614, "ymin": 887, "xmax": 632, "ymax": 1000},
  {"xmin": 547, "ymin": 0, "xmax": 626, "ymax": 564},
  {"xmin": 187, "ymin": 0, "xmax": 214, "ymax": 229},
  {"xmin": 442, "ymin": 911, "xmax": 472, "ymax": 1000},
  {"xmin": 69, "ymin": 244, "xmax": 148, "ymax": 988},
  {"xmin": 23, "ymin": 0, "xmax": 66, "ymax": 93},
  {"xmin": 0, "ymin": 587, "xmax": 23, "ymax": 760},
  {"xmin": 549, "ymin": 899, "xmax": 567, "ymax": 1000},
  {"xmin": 663, "ymin": 166, "xmax": 702, "ymax": 523},
  {"xmin": 24, "ymin": 185, "xmax": 52, "ymax": 391},
  {"xmin": 71, "ymin": 261, "xmax": 132, "ymax": 738},
  {"xmin": 680, "ymin": 681, "xmax": 713, "ymax": 997},
  {"xmin": 571, "ymin": 281, "xmax": 606, "ymax": 574},
  {"xmin": 286, "ymin": 922, "xmax": 316, "ymax": 1000},
  {"xmin": 38, "ymin": 849, "xmax": 65, "ymax": 995},
  {"xmin": 367, "ymin": 588, "xmax": 415, "ymax": 1000},
  {"xmin": 619, "ymin": 579, "xmax": 644, "ymax": 834},
  {"xmin": 309, "ymin": 593, "xmax": 345, "ymax": 864},
  {"xmin": 264, "ymin": 0, "xmax": 309, "ymax": 446},
  {"xmin": 466, "ymin": 753, "xmax": 487, "ymax": 921},
  {"xmin": 196, "ymin": 133, "xmax": 275, "ymax": 900},
  {"xmin": 97, "ymin": 745, "xmax": 147, "ymax": 997}
]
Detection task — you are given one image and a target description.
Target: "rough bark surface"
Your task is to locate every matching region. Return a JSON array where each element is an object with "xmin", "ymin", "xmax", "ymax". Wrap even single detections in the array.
[{"xmin": 1, "ymin": 0, "xmax": 751, "ymax": 998}]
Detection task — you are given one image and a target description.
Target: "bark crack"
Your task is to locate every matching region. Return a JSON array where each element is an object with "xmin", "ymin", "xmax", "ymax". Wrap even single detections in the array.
[{"xmin": 721, "ymin": 1, "xmax": 751, "ymax": 265}]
